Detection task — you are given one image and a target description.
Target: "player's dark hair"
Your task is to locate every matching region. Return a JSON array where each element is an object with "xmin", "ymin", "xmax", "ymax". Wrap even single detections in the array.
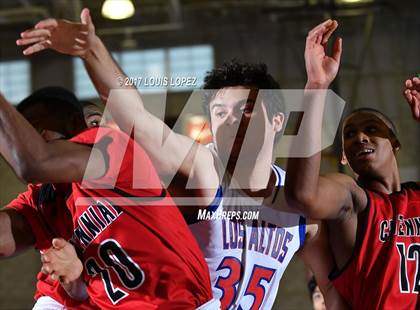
[
  {"xmin": 307, "ymin": 276, "xmax": 317, "ymax": 298},
  {"xmin": 202, "ymin": 60, "xmax": 285, "ymax": 141},
  {"xmin": 80, "ymin": 100, "xmax": 104, "ymax": 112},
  {"xmin": 17, "ymin": 86, "xmax": 86, "ymax": 138}
]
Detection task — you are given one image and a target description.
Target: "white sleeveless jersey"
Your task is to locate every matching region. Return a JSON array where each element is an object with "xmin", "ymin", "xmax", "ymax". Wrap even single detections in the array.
[{"xmin": 189, "ymin": 145, "xmax": 305, "ymax": 310}]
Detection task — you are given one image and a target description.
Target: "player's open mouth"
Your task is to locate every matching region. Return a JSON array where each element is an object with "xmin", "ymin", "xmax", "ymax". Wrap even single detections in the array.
[{"xmin": 356, "ymin": 148, "xmax": 375, "ymax": 159}]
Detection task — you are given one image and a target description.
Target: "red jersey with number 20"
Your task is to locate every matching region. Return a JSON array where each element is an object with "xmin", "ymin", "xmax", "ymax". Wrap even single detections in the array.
[
  {"xmin": 68, "ymin": 127, "xmax": 212, "ymax": 309},
  {"xmin": 331, "ymin": 182, "xmax": 420, "ymax": 310}
]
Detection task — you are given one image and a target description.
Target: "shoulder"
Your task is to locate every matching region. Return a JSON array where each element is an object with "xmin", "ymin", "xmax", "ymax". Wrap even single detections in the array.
[
  {"xmin": 324, "ymin": 172, "xmax": 356, "ymax": 185},
  {"xmin": 324, "ymin": 173, "xmax": 367, "ymax": 213}
]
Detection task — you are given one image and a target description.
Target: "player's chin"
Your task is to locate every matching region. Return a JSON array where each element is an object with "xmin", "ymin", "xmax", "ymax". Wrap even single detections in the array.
[{"xmin": 351, "ymin": 160, "xmax": 376, "ymax": 177}]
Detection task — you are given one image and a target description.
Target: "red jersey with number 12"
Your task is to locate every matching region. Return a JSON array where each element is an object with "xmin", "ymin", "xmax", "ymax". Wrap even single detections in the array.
[
  {"xmin": 331, "ymin": 182, "xmax": 420, "ymax": 310},
  {"xmin": 69, "ymin": 127, "xmax": 212, "ymax": 309}
]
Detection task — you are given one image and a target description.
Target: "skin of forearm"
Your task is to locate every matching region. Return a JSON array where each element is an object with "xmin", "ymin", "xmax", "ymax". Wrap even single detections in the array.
[
  {"xmin": 82, "ymin": 35, "xmax": 136, "ymax": 102},
  {"xmin": 284, "ymin": 83, "xmax": 328, "ymax": 210},
  {"xmin": 0, "ymin": 95, "xmax": 51, "ymax": 182}
]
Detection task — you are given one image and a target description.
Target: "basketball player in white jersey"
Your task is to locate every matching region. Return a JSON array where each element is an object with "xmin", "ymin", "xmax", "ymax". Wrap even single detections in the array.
[{"xmin": 17, "ymin": 11, "xmax": 346, "ymax": 309}]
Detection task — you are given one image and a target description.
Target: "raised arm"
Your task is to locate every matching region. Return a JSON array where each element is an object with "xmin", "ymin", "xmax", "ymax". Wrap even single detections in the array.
[
  {"xmin": 16, "ymin": 9, "xmax": 219, "ymax": 198},
  {"xmin": 284, "ymin": 20, "xmax": 366, "ymax": 220}
]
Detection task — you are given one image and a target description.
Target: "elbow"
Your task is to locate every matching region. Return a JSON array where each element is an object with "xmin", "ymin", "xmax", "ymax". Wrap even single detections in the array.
[
  {"xmin": 0, "ymin": 213, "xmax": 16, "ymax": 258},
  {"xmin": 9, "ymin": 150, "xmax": 37, "ymax": 183},
  {"xmin": 13, "ymin": 161, "xmax": 40, "ymax": 184},
  {"xmin": 0, "ymin": 240, "xmax": 15, "ymax": 258}
]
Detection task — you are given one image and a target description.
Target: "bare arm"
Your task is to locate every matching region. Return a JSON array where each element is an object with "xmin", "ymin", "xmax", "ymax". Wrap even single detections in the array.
[
  {"xmin": 0, "ymin": 94, "xmax": 104, "ymax": 184},
  {"xmin": 17, "ymin": 9, "xmax": 219, "ymax": 200},
  {"xmin": 299, "ymin": 221, "xmax": 350, "ymax": 310},
  {"xmin": 0, "ymin": 209, "xmax": 34, "ymax": 257},
  {"xmin": 284, "ymin": 20, "xmax": 366, "ymax": 220}
]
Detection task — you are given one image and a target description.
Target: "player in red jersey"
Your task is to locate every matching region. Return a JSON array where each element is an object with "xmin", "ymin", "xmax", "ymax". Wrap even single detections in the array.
[
  {"xmin": 0, "ymin": 88, "xmax": 215, "ymax": 308},
  {"xmin": 284, "ymin": 19, "xmax": 420, "ymax": 309},
  {"xmin": 0, "ymin": 87, "xmax": 99, "ymax": 309}
]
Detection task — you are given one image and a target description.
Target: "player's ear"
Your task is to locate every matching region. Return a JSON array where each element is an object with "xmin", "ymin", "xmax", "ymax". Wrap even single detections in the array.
[
  {"xmin": 391, "ymin": 137, "xmax": 401, "ymax": 153},
  {"xmin": 273, "ymin": 112, "xmax": 285, "ymax": 133},
  {"xmin": 341, "ymin": 151, "xmax": 348, "ymax": 165}
]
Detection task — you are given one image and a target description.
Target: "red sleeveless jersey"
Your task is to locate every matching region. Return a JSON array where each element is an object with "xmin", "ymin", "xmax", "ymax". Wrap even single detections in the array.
[
  {"xmin": 6, "ymin": 184, "xmax": 98, "ymax": 309},
  {"xmin": 68, "ymin": 127, "xmax": 212, "ymax": 309},
  {"xmin": 331, "ymin": 182, "xmax": 420, "ymax": 310}
]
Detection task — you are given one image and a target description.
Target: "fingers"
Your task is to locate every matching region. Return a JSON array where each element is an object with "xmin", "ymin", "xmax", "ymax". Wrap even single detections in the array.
[
  {"xmin": 21, "ymin": 29, "xmax": 51, "ymax": 39},
  {"xmin": 22, "ymin": 40, "xmax": 51, "ymax": 55},
  {"xmin": 404, "ymin": 89, "xmax": 413, "ymax": 103},
  {"xmin": 81, "ymin": 7, "xmax": 95, "ymax": 32},
  {"xmin": 332, "ymin": 37, "xmax": 343, "ymax": 64},
  {"xmin": 306, "ymin": 19, "xmax": 338, "ymax": 52},
  {"xmin": 16, "ymin": 37, "xmax": 45, "ymax": 46},
  {"xmin": 35, "ymin": 18, "xmax": 58, "ymax": 29},
  {"xmin": 41, "ymin": 263, "xmax": 53, "ymax": 275},
  {"xmin": 75, "ymin": 37, "xmax": 87, "ymax": 45},
  {"xmin": 309, "ymin": 19, "xmax": 334, "ymax": 37},
  {"xmin": 17, "ymin": 29, "xmax": 51, "ymax": 47},
  {"xmin": 403, "ymin": 78, "xmax": 420, "ymax": 120},
  {"xmin": 80, "ymin": 8, "xmax": 91, "ymax": 25},
  {"xmin": 322, "ymin": 20, "xmax": 338, "ymax": 45},
  {"xmin": 52, "ymin": 238, "xmax": 67, "ymax": 250},
  {"xmin": 40, "ymin": 253, "xmax": 50, "ymax": 264}
]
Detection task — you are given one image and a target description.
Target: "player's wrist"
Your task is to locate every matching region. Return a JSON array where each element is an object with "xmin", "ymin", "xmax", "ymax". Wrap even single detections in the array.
[
  {"xmin": 305, "ymin": 80, "xmax": 331, "ymax": 89},
  {"xmin": 80, "ymin": 34, "xmax": 101, "ymax": 61}
]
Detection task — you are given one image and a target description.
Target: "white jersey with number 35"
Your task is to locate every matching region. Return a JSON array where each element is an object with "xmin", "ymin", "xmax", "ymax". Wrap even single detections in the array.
[{"xmin": 189, "ymin": 145, "xmax": 305, "ymax": 310}]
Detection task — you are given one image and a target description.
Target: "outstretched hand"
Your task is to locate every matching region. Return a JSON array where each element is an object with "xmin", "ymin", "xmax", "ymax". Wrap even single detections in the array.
[
  {"xmin": 16, "ymin": 8, "xmax": 95, "ymax": 58},
  {"xmin": 41, "ymin": 238, "xmax": 83, "ymax": 285},
  {"xmin": 305, "ymin": 19, "xmax": 342, "ymax": 88},
  {"xmin": 403, "ymin": 77, "xmax": 420, "ymax": 120}
]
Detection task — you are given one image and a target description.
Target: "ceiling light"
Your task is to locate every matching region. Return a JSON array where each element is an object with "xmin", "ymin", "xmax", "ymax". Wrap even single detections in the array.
[
  {"xmin": 336, "ymin": 0, "xmax": 374, "ymax": 4},
  {"xmin": 101, "ymin": 0, "xmax": 135, "ymax": 20}
]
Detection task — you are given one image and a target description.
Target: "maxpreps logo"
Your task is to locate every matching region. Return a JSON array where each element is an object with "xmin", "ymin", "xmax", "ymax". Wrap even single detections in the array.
[{"xmin": 197, "ymin": 209, "xmax": 260, "ymax": 221}]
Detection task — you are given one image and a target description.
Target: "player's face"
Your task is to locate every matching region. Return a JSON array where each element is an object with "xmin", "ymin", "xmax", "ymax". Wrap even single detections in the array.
[
  {"xmin": 208, "ymin": 86, "xmax": 271, "ymax": 163},
  {"xmin": 21, "ymin": 105, "xmax": 67, "ymax": 142},
  {"xmin": 312, "ymin": 286, "xmax": 326, "ymax": 310},
  {"xmin": 83, "ymin": 104, "xmax": 103, "ymax": 128},
  {"xmin": 343, "ymin": 113, "xmax": 397, "ymax": 177}
]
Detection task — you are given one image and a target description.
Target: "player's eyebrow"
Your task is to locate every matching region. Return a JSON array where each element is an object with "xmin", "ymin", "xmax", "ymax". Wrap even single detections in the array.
[
  {"xmin": 344, "ymin": 118, "xmax": 384, "ymax": 131},
  {"xmin": 211, "ymin": 98, "xmax": 255, "ymax": 111},
  {"xmin": 86, "ymin": 111, "xmax": 102, "ymax": 117}
]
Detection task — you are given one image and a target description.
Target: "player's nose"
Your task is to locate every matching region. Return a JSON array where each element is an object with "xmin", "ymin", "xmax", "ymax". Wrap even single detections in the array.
[{"xmin": 355, "ymin": 130, "xmax": 370, "ymax": 144}]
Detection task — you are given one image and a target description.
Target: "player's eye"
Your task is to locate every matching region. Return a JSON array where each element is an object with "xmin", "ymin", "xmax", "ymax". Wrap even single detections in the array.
[
  {"xmin": 214, "ymin": 110, "xmax": 227, "ymax": 119},
  {"xmin": 344, "ymin": 130, "xmax": 355, "ymax": 139},
  {"xmin": 240, "ymin": 104, "xmax": 254, "ymax": 116},
  {"xmin": 365, "ymin": 126, "xmax": 378, "ymax": 133},
  {"xmin": 86, "ymin": 116, "xmax": 102, "ymax": 128}
]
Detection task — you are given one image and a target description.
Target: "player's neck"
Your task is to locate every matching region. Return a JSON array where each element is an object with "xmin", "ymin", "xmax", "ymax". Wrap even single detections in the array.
[
  {"xmin": 228, "ymin": 152, "xmax": 273, "ymax": 192},
  {"xmin": 359, "ymin": 167, "xmax": 401, "ymax": 194}
]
